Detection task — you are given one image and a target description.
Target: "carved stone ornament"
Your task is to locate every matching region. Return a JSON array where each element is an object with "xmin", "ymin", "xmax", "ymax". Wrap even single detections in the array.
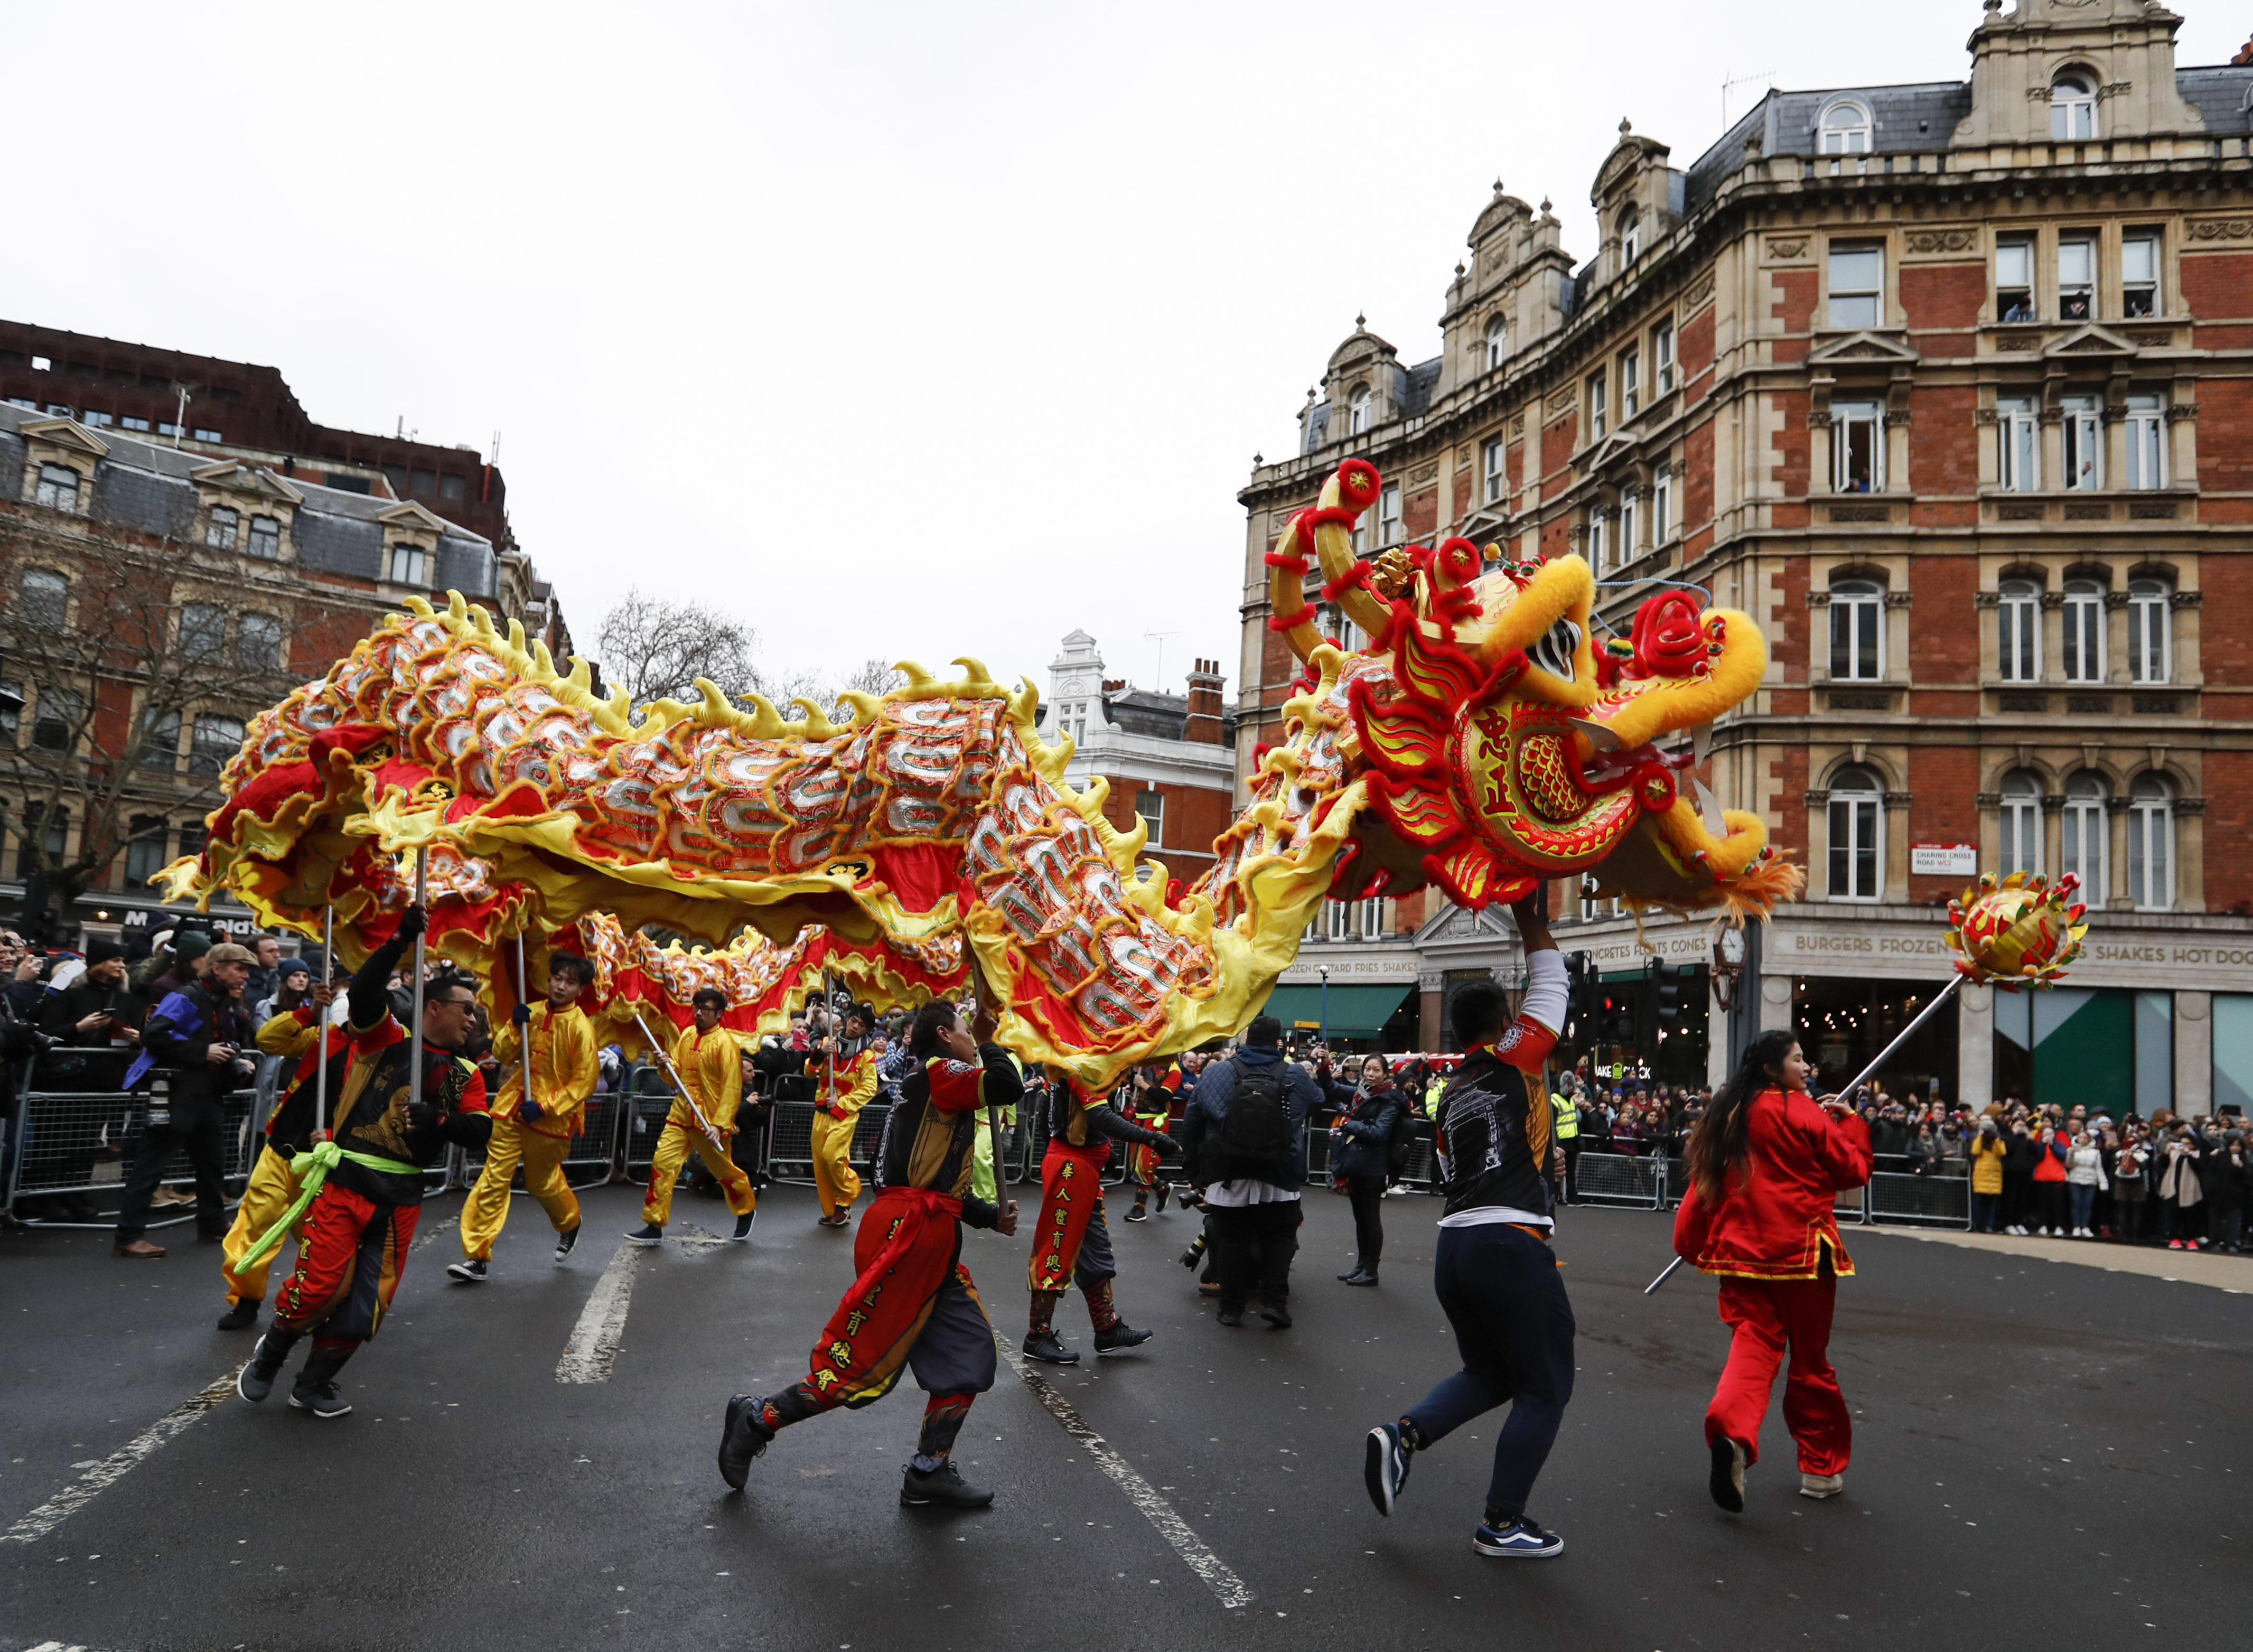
[
  {"xmin": 1546, "ymin": 384, "xmax": 1577, "ymax": 415},
  {"xmin": 1682, "ymin": 270, "xmax": 1717, "ymax": 312},
  {"xmin": 1904, "ymin": 228, "xmax": 1979, "ymax": 254},
  {"xmin": 1766, "ymin": 237, "xmax": 1809, "ymax": 259},
  {"xmin": 2186, "ymin": 219, "xmax": 2253, "ymax": 241}
]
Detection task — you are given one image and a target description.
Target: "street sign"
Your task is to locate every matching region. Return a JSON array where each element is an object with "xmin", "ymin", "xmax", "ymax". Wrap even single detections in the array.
[{"xmin": 1911, "ymin": 843, "xmax": 1977, "ymax": 875}]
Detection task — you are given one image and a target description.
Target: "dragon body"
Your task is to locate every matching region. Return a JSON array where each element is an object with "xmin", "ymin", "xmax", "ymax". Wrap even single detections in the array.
[{"xmin": 164, "ymin": 460, "xmax": 1794, "ymax": 1087}]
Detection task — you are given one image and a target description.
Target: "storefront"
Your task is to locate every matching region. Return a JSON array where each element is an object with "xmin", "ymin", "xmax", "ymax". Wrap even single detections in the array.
[{"xmin": 1267, "ymin": 941, "xmax": 1422, "ymax": 1052}]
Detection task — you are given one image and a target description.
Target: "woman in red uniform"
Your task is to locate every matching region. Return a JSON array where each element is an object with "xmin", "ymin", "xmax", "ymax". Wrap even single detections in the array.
[{"xmin": 1672, "ymin": 1028, "xmax": 1872, "ymax": 1511}]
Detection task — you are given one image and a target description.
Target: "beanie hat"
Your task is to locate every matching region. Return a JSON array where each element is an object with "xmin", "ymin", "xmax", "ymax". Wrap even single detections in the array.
[{"xmin": 173, "ymin": 931, "xmax": 213, "ymax": 962}]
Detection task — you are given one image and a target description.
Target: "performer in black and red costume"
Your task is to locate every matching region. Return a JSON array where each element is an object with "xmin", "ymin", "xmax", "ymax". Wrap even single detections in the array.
[
  {"xmin": 1021, "ymin": 1069, "xmax": 1180, "ymax": 1365},
  {"xmin": 717, "ymin": 1001, "xmax": 1022, "ymax": 1509},
  {"xmin": 234, "ymin": 906, "xmax": 490, "ymax": 1418}
]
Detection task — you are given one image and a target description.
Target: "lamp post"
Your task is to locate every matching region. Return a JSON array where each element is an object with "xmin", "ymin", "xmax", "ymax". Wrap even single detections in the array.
[{"xmin": 1319, "ymin": 964, "xmax": 1330, "ymax": 1052}]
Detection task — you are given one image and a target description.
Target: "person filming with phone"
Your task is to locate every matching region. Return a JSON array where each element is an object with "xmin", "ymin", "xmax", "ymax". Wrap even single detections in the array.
[
  {"xmin": 41, "ymin": 940, "xmax": 145, "ymax": 1048},
  {"xmin": 112, "ymin": 942, "xmax": 259, "ymax": 1258}
]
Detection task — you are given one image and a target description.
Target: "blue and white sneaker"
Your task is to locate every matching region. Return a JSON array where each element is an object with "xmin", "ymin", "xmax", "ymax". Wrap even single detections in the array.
[
  {"xmin": 1473, "ymin": 1515, "xmax": 1564, "ymax": 1559},
  {"xmin": 1363, "ymin": 1422, "xmax": 1414, "ymax": 1517}
]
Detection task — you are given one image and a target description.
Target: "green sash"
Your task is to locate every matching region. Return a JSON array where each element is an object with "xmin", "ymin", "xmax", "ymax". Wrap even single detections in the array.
[{"xmin": 237, "ymin": 1140, "xmax": 420, "ymax": 1270}]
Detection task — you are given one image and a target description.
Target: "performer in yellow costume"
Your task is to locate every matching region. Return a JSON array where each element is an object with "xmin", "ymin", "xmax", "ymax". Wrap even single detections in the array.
[
  {"xmin": 449, "ymin": 954, "xmax": 598, "ymax": 1281},
  {"xmin": 806, "ymin": 1004, "xmax": 878, "ymax": 1228},
  {"xmin": 627, "ymin": 987, "xmax": 758, "ymax": 1245},
  {"xmin": 215, "ymin": 979, "xmax": 340, "ymax": 1331}
]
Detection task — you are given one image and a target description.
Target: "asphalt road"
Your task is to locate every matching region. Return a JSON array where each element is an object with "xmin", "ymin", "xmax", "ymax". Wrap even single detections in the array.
[{"xmin": 4, "ymin": 1179, "xmax": 2248, "ymax": 1651}]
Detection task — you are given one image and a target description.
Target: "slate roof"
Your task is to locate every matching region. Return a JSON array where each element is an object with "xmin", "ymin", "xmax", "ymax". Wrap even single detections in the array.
[{"xmin": 2179, "ymin": 64, "xmax": 2253, "ymax": 135}]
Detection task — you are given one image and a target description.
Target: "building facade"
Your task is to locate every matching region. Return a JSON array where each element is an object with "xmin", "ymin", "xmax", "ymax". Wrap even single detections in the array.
[{"xmin": 1237, "ymin": 1, "xmax": 2253, "ymax": 1107}]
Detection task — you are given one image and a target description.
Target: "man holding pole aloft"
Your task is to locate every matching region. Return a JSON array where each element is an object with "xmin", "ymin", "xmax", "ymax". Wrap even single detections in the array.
[
  {"xmin": 806, "ymin": 1002, "xmax": 878, "ymax": 1228},
  {"xmin": 624, "ymin": 987, "xmax": 757, "ymax": 1245},
  {"xmin": 214, "ymin": 974, "xmax": 340, "ymax": 1330},
  {"xmin": 451, "ymin": 950, "xmax": 599, "ymax": 1282}
]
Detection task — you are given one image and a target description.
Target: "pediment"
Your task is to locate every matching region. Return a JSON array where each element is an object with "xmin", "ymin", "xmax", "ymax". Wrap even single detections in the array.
[
  {"xmin": 190, "ymin": 460, "xmax": 304, "ymax": 505},
  {"xmin": 2042, "ymin": 323, "xmax": 2140, "ymax": 360},
  {"xmin": 377, "ymin": 499, "xmax": 451, "ymax": 534},
  {"xmin": 1581, "ymin": 430, "xmax": 1642, "ymax": 475},
  {"xmin": 1327, "ymin": 324, "xmax": 1398, "ymax": 370},
  {"xmin": 1412, "ymin": 900, "xmax": 1515, "ymax": 946},
  {"xmin": 17, "ymin": 417, "xmax": 108, "ymax": 459},
  {"xmin": 1807, "ymin": 330, "xmax": 1920, "ymax": 366}
]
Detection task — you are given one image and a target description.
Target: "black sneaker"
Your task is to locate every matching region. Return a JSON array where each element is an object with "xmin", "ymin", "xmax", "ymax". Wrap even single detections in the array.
[
  {"xmin": 1709, "ymin": 1436, "xmax": 1747, "ymax": 1514},
  {"xmin": 288, "ymin": 1380, "xmax": 352, "ymax": 1419},
  {"xmin": 447, "ymin": 1257, "xmax": 489, "ymax": 1284},
  {"xmin": 1364, "ymin": 1422, "xmax": 1414, "ymax": 1517},
  {"xmin": 624, "ymin": 1224, "xmax": 664, "ymax": 1246},
  {"xmin": 554, "ymin": 1225, "xmax": 581, "ymax": 1262},
  {"xmin": 1154, "ymin": 1183, "xmax": 1172, "ymax": 1214},
  {"xmin": 1216, "ymin": 1310, "xmax": 1244, "ymax": 1327},
  {"xmin": 237, "ymin": 1336, "xmax": 286, "ymax": 1403},
  {"xmin": 1123, "ymin": 1205, "xmax": 1149, "ymax": 1224},
  {"xmin": 1093, "ymin": 1321, "xmax": 1153, "ymax": 1354},
  {"xmin": 216, "ymin": 1300, "xmax": 260, "ymax": 1331},
  {"xmin": 900, "ymin": 1460, "xmax": 995, "ymax": 1509},
  {"xmin": 731, "ymin": 1211, "xmax": 754, "ymax": 1242},
  {"xmin": 1342, "ymin": 1270, "xmax": 1379, "ymax": 1287},
  {"xmin": 717, "ymin": 1395, "xmax": 777, "ymax": 1490},
  {"xmin": 1259, "ymin": 1301, "xmax": 1293, "ymax": 1329},
  {"xmin": 1021, "ymin": 1329, "xmax": 1079, "ymax": 1366},
  {"xmin": 1473, "ymin": 1514, "xmax": 1563, "ymax": 1558}
]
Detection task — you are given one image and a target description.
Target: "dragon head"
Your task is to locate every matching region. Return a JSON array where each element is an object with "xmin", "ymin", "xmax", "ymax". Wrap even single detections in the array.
[{"xmin": 1261, "ymin": 459, "xmax": 1799, "ymax": 919}]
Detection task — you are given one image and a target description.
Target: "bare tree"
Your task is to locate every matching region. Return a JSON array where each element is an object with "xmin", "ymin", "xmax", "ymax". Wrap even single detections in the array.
[
  {"xmin": 0, "ymin": 513, "xmax": 302, "ymax": 920},
  {"xmin": 595, "ymin": 589, "xmax": 762, "ymax": 706}
]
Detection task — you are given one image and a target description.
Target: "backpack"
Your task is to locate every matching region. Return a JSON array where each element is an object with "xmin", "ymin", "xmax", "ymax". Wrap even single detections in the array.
[
  {"xmin": 1382, "ymin": 1098, "xmax": 1420, "ymax": 1176},
  {"xmin": 1211, "ymin": 1059, "xmax": 1295, "ymax": 1183}
]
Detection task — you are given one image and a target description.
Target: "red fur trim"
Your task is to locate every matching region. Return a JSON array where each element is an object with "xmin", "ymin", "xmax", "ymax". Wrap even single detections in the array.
[
  {"xmin": 1320, "ymin": 561, "xmax": 1374, "ymax": 602},
  {"xmin": 1326, "ymin": 838, "xmax": 1363, "ymax": 897},
  {"xmin": 1335, "ymin": 458, "xmax": 1381, "ymax": 505},
  {"xmin": 1267, "ymin": 607, "xmax": 1314, "ymax": 634},
  {"xmin": 1306, "ymin": 506, "xmax": 1359, "ymax": 531},
  {"xmin": 1263, "ymin": 549, "xmax": 1310, "ymax": 571},
  {"xmin": 1251, "ymin": 741, "xmax": 1273, "ymax": 765}
]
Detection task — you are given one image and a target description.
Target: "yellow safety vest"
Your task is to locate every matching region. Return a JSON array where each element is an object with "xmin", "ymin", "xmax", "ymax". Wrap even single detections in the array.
[{"xmin": 1551, "ymin": 1092, "xmax": 1580, "ymax": 1139}]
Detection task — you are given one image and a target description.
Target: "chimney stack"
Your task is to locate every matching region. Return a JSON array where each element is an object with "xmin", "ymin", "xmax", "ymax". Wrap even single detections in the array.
[{"xmin": 1185, "ymin": 658, "xmax": 1226, "ymax": 745}]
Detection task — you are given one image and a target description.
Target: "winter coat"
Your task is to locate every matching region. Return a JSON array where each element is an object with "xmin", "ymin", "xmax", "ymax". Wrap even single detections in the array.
[
  {"xmin": 1671, "ymin": 1089, "xmax": 1873, "ymax": 1281},
  {"xmin": 2064, "ymin": 1145, "xmax": 2108, "ymax": 1190},
  {"xmin": 2031, "ymin": 1135, "xmax": 2070, "ymax": 1183},
  {"xmin": 1328, "ymin": 1082, "xmax": 1403, "ymax": 1182},
  {"xmin": 1969, "ymin": 1134, "xmax": 2008, "ymax": 1195}
]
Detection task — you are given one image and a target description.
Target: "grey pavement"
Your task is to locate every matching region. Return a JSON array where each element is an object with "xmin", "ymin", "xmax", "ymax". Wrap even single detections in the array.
[{"xmin": 3, "ymin": 1181, "xmax": 2248, "ymax": 1650}]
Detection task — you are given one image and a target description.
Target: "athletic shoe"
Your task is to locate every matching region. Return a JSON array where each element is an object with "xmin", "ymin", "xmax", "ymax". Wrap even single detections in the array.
[
  {"xmin": 1216, "ymin": 1310, "xmax": 1244, "ymax": 1327},
  {"xmin": 624, "ymin": 1224, "xmax": 665, "ymax": 1246},
  {"xmin": 237, "ymin": 1337, "xmax": 285, "ymax": 1403},
  {"xmin": 900, "ymin": 1460, "xmax": 995, "ymax": 1509},
  {"xmin": 554, "ymin": 1225, "xmax": 581, "ymax": 1262},
  {"xmin": 1799, "ymin": 1471, "xmax": 1844, "ymax": 1499},
  {"xmin": 447, "ymin": 1258, "xmax": 489, "ymax": 1284},
  {"xmin": 1154, "ymin": 1183, "xmax": 1172, "ymax": 1214},
  {"xmin": 1022, "ymin": 1329, "xmax": 1079, "ymax": 1366},
  {"xmin": 1123, "ymin": 1206, "xmax": 1149, "ymax": 1224},
  {"xmin": 1364, "ymin": 1422, "xmax": 1413, "ymax": 1517},
  {"xmin": 1709, "ymin": 1436, "xmax": 1747, "ymax": 1514},
  {"xmin": 717, "ymin": 1395, "xmax": 777, "ymax": 1490},
  {"xmin": 216, "ymin": 1300, "xmax": 259, "ymax": 1331},
  {"xmin": 1473, "ymin": 1515, "xmax": 1564, "ymax": 1558},
  {"xmin": 731, "ymin": 1212, "xmax": 754, "ymax": 1242},
  {"xmin": 2167, "ymin": 1239, "xmax": 2184, "ymax": 1250},
  {"xmin": 1259, "ymin": 1301, "xmax": 1293, "ymax": 1329},
  {"xmin": 288, "ymin": 1380, "xmax": 351, "ymax": 1419},
  {"xmin": 1093, "ymin": 1321, "xmax": 1153, "ymax": 1354}
]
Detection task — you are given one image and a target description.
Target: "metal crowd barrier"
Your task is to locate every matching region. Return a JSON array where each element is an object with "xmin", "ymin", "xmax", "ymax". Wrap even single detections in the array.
[
  {"xmin": 3, "ymin": 1051, "xmax": 258, "ymax": 1229},
  {"xmin": 1571, "ymin": 1150, "xmax": 1666, "ymax": 1209},
  {"xmin": 760, "ymin": 1099, "xmax": 891, "ymax": 1189},
  {"xmin": 452, "ymin": 1090, "xmax": 628, "ymax": 1194},
  {"xmin": 1552, "ymin": 1146, "xmax": 1968, "ymax": 1230}
]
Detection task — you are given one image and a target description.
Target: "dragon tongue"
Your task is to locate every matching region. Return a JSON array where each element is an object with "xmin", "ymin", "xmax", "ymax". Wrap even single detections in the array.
[{"xmin": 1694, "ymin": 778, "xmax": 1727, "ymax": 839}]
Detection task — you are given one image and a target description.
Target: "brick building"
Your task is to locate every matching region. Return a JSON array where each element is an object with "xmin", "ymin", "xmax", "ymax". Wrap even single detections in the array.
[
  {"xmin": 1236, "ymin": 1, "xmax": 2253, "ymax": 1107},
  {"xmin": 0, "ymin": 391, "xmax": 564, "ymax": 946}
]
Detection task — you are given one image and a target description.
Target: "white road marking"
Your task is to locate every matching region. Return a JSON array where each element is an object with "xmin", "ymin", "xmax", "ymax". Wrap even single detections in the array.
[
  {"xmin": 413, "ymin": 1212, "xmax": 461, "ymax": 1252},
  {"xmin": 556, "ymin": 1240, "xmax": 641, "ymax": 1383},
  {"xmin": 1, "ymin": 1366, "xmax": 242, "ymax": 1546},
  {"xmin": 993, "ymin": 1332, "xmax": 1252, "ymax": 1610}
]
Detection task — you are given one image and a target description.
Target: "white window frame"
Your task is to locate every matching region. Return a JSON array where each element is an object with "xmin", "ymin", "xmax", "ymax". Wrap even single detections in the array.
[
  {"xmin": 1652, "ymin": 320, "xmax": 1676, "ymax": 393},
  {"xmin": 1586, "ymin": 508, "xmax": 1609, "ymax": 572},
  {"xmin": 1484, "ymin": 315, "xmax": 1508, "ymax": 372},
  {"xmin": 1832, "ymin": 400, "xmax": 1884, "ymax": 493},
  {"xmin": 2061, "ymin": 775, "xmax": 2108, "ymax": 904},
  {"xmin": 1359, "ymin": 897, "xmax": 1385, "ymax": 941},
  {"xmin": 2062, "ymin": 395, "xmax": 2102, "ymax": 491},
  {"xmin": 388, "ymin": 543, "xmax": 430, "ymax": 586},
  {"xmin": 1619, "ymin": 207, "xmax": 1641, "ymax": 265},
  {"xmin": 1134, "ymin": 788, "xmax": 1164, "ymax": 847},
  {"xmin": 1348, "ymin": 384, "xmax": 1370, "ymax": 436},
  {"xmin": 1998, "ymin": 395, "xmax": 2039, "ymax": 491},
  {"xmin": 33, "ymin": 463, "xmax": 79, "ymax": 511},
  {"xmin": 1996, "ymin": 238, "xmax": 2034, "ymax": 321},
  {"xmin": 2058, "ymin": 235, "xmax": 2095, "ymax": 322},
  {"xmin": 1619, "ymin": 488, "xmax": 1640, "ymax": 561},
  {"xmin": 2052, "ymin": 76, "xmax": 2098, "ymax": 142},
  {"xmin": 2122, "ymin": 231, "xmax": 2159, "ymax": 318},
  {"xmin": 2125, "ymin": 395, "xmax": 2165, "ymax": 491},
  {"xmin": 1827, "ymin": 244, "xmax": 1883, "ymax": 329},
  {"xmin": 2126, "ymin": 778, "xmax": 2173, "ymax": 911},
  {"xmin": 1587, "ymin": 371, "xmax": 1607, "ymax": 439},
  {"xmin": 2128, "ymin": 580, "xmax": 2171, "ymax": 685},
  {"xmin": 1828, "ymin": 579, "xmax": 1884, "ymax": 680},
  {"xmin": 1326, "ymin": 899, "xmax": 1352, "ymax": 942},
  {"xmin": 1819, "ymin": 101, "xmax": 1872, "ymax": 155},
  {"xmin": 1999, "ymin": 772, "xmax": 2043, "ymax": 879},
  {"xmin": 2062, "ymin": 580, "xmax": 2105, "ymax": 684},
  {"xmin": 1483, "ymin": 437, "xmax": 1507, "ymax": 506},
  {"xmin": 1377, "ymin": 482, "xmax": 1402, "ymax": 547},
  {"xmin": 1620, "ymin": 346, "xmax": 1640, "ymax": 417},
  {"xmin": 1653, "ymin": 464, "xmax": 1674, "ymax": 542},
  {"xmin": 1827, "ymin": 772, "xmax": 1884, "ymax": 902},
  {"xmin": 205, "ymin": 505, "xmax": 239, "ymax": 550},
  {"xmin": 1998, "ymin": 580, "xmax": 2041, "ymax": 682}
]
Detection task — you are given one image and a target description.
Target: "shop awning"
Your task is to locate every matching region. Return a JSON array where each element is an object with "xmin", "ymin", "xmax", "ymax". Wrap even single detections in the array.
[{"xmin": 1256, "ymin": 983, "xmax": 1414, "ymax": 1039}]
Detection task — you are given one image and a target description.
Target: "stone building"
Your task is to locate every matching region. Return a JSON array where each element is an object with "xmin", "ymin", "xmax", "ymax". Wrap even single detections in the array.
[
  {"xmin": 0, "ymin": 396, "xmax": 561, "ymax": 945},
  {"xmin": 1236, "ymin": 1, "xmax": 2253, "ymax": 1107}
]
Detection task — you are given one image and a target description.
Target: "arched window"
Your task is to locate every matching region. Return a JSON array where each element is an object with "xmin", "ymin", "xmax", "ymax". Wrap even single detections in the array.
[
  {"xmin": 33, "ymin": 463, "xmax": 79, "ymax": 511},
  {"xmin": 1820, "ymin": 102, "xmax": 1872, "ymax": 155},
  {"xmin": 204, "ymin": 506, "xmax": 239, "ymax": 550},
  {"xmin": 2062, "ymin": 772, "xmax": 2107, "ymax": 903},
  {"xmin": 1998, "ymin": 578, "xmax": 2041, "ymax": 682},
  {"xmin": 1828, "ymin": 578, "xmax": 1883, "ymax": 680},
  {"xmin": 1619, "ymin": 206, "xmax": 1641, "ymax": 265},
  {"xmin": 2128, "ymin": 578, "xmax": 2171, "ymax": 684},
  {"xmin": 1348, "ymin": 384, "xmax": 1371, "ymax": 436},
  {"xmin": 1999, "ymin": 770, "xmax": 2043, "ymax": 879},
  {"xmin": 1484, "ymin": 315, "xmax": 1508, "ymax": 372},
  {"xmin": 1827, "ymin": 766, "xmax": 1884, "ymax": 901},
  {"xmin": 2051, "ymin": 74, "xmax": 2098, "ymax": 142},
  {"xmin": 2126, "ymin": 775, "xmax": 2174, "ymax": 911},
  {"xmin": 2062, "ymin": 579, "xmax": 2105, "ymax": 683}
]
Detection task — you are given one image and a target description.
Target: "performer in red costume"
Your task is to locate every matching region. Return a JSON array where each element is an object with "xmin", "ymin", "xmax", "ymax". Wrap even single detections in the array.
[
  {"xmin": 1022, "ymin": 1070, "xmax": 1180, "ymax": 1365},
  {"xmin": 1672, "ymin": 1028, "xmax": 1873, "ymax": 1511}
]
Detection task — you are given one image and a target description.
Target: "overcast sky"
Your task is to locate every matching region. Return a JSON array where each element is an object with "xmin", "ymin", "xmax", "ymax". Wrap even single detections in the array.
[{"xmin": 7, "ymin": 2, "xmax": 2246, "ymax": 703}]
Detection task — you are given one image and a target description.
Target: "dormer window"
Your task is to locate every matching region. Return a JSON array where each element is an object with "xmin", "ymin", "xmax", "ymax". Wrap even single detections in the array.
[
  {"xmin": 1820, "ymin": 102, "xmax": 1871, "ymax": 157},
  {"xmin": 33, "ymin": 463, "xmax": 80, "ymax": 512},
  {"xmin": 1484, "ymin": 315, "xmax": 1508, "ymax": 372},
  {"xmin": 2051, "ymin": 74, "xmax": 2097, "ymax": 141},
  {"xmin": 388, "ymin": 544, "xmax": 431, "ymax": 586},
  {"xmin": 1618, "ymin": 206, "xmax": 1640, "ymax": 265},
  {"xmin": 1348, "ymin": 384, "xmax": 1371, "ymax": 436},
  {"xmin": 205, "ymin": 505, "xmax": 239, "ymax": 550},
  {"xmin": 247, "ymin": 515, "xmax": 281, "ymax": 558}
]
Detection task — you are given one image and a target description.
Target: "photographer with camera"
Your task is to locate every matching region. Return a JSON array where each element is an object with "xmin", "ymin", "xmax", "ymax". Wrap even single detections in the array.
[{"xmin": 112, "ymin": 942, "xmax": 259, "ymax": 1258}]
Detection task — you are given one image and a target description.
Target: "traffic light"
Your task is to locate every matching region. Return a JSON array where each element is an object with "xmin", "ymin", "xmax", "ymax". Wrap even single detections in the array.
[
  {"xmin": 1598, "ymin": 990, "xmax": 1636, "ymax": 1046},
  {"xmin": 1564, "ymin": 951, "xmax": 1598, "ymax": 1040},
  {"xmin": 1653, "ymin": 959, "xmax": 1681, "ymax": 1029}
]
